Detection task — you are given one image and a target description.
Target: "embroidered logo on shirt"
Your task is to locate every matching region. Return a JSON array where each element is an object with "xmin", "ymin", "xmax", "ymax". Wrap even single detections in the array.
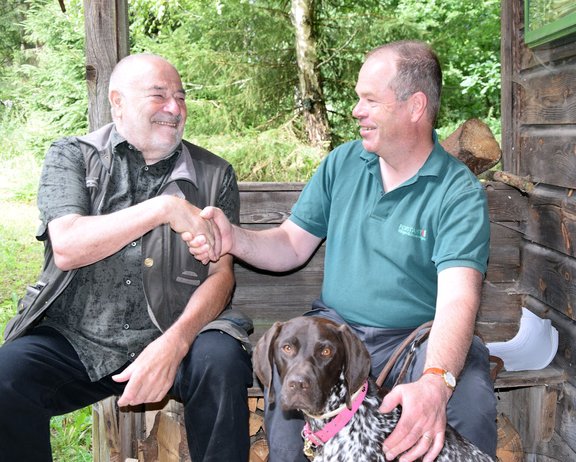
[{"xmin": 398, "ymin": 224, "xmax": 427, "ymax": 241}]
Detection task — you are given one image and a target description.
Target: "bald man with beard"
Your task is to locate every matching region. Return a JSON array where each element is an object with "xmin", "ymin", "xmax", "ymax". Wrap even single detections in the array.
[{"xmin": 1, "ymin": 54, "xmax": 253, "ymax": 462}]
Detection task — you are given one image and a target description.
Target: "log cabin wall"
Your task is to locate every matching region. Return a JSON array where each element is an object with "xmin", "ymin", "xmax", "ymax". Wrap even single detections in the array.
[{"xmin": 501, "ymin": 0, "xmax": 576, "ymax": 459}]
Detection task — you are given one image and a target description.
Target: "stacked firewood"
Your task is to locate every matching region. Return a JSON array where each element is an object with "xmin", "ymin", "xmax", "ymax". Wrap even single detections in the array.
[
  {"xmin": 134, "ymin": 398, "xmax": 270, "ymax": 462},
  {"xmin": 248, "ymin": 397, "xmax": 269, "ymax": 461},
  {"xmin": 440, "ymin": 118, "xmax": 501, "ymax": 175}
]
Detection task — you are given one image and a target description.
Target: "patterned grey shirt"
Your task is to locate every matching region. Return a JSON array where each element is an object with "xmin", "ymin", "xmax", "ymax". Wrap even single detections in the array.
[{"xmin": 37, "ymin": 129, "xmax": 237, "ymax": 381}]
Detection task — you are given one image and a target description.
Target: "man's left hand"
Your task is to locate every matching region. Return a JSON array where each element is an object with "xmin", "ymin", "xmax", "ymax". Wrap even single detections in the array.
[
  {"xmin": 379, "ymin": 375, "xmax": 452, "ymax": 461},
  {"xmin": 112, "ymin": 333, "xmax": 186, "ymax": 407}
]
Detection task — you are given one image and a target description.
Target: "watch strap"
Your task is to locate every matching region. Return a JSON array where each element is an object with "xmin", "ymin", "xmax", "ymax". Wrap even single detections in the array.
[{"xmin": 423, "ymin": 367, "xmax": 456, "ymax": 390}]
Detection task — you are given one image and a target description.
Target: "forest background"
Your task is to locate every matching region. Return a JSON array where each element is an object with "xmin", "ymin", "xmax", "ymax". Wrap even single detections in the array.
[{"xmin": 0, "ymin": 0, "xmax": 501, "ymax": 459}]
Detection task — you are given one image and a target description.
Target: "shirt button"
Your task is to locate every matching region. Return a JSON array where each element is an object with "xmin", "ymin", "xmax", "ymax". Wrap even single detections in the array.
[
  {"xmin": 130, "ymin": 352, "xmax": 136, "ymax": 358},
  {"xmin": 123, "ymin": 324, "xmax": 130, "ymax": 330},
  {"xmin": 126, "ymin": 279, "xmax": 132, "ymax": 285},
  {"xmin": 144, "ymin": 166, "xmax": 149, "ymax": 171},
  {"xmin": 131, "ymin": 241, "xmax": 137, "ymax": 247},
  {"xmin": 144, "ymin": 258, "xmax": 154, "ymax": 267}
]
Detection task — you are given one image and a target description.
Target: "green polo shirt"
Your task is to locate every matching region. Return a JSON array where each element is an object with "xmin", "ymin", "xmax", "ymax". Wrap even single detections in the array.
[{"xmin": 289, "ymin": 136, "xmax": 490, "ymax": 329}]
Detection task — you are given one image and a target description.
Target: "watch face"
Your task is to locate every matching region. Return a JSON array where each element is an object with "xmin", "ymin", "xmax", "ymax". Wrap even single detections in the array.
[{"xmin": 444, "ymin": 372, "xmax": 456, "ymax": 387}]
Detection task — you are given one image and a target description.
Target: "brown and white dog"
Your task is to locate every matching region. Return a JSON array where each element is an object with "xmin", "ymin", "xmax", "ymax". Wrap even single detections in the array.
[{"xmin": 253, "ymin": 316, "xmax": 495, "ymax": 462}]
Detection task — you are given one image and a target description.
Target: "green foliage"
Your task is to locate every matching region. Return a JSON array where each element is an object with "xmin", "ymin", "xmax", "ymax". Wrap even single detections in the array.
[
  {"xmin": 130, "ymin": 0, "xmax": 297, "ymax": 135},
  {"xmin": 50, "ymin": 407, "xmax": 93, "ymax": 461},
  {"xmin": 0, "ymin": 0, "xmax": 502, "ymax": 168},
  {"xmin": 0, "ymin": 0, "xmax": 87, "ymax": 161},
  {"xmin": 0, "ymin": 0, "xmax": 27, "ymax": 67},
  {"xmin": 313, "ymin": 0, "xmax": 501, "ymax": 139},
  {"xmin": 193, "ymin": 124, "xmax": 324, "ymax": 182}
]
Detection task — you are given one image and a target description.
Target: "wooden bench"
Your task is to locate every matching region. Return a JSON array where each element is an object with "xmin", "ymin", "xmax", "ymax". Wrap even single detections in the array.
[{"xmin": 92, "ymin": 181, "xmax": 567, "ymax": 462}]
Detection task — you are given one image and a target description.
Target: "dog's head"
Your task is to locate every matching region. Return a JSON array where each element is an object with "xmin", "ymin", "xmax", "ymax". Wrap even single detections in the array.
[{"xmin": 253, "ymin": 316, "xmax": 371, "ymax": 414}]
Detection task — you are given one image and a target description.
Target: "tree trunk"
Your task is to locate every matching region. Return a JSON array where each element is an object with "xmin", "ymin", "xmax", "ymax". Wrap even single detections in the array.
[
  {"xmin": 83, "ymin": 0, "xmax": 129, "ymax": 131},
  {"xmin": 290, "ymin": 0, "xmax": 332, "ymax": 150}
]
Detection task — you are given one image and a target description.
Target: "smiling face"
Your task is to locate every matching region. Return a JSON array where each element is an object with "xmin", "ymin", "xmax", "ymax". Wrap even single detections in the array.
[
  {"xmin": 351, "ymin": 50, "xmax": 413, "ymax": 158},
  {"xmin": 109, "ymin": 55, "xmax": 187, "ymax": 163}
]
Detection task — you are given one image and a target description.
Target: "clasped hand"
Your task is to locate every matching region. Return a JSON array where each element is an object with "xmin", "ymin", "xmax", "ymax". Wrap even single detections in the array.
[
  {"xmin": 181, "ymin": 206, "xmax": 231, "ymax": 264},
  {"xmin": 165, "ymin": 197, "xmax": 223, "ymax": 264}
]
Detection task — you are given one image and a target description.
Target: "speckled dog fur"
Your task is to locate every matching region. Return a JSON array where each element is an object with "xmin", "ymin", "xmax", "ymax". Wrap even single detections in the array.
[{"xmin": 254, "ymin": 316, "xmax": 495, "ymax": 462}]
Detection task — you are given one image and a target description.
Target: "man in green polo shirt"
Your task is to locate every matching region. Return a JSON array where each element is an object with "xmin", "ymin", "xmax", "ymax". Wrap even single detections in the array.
[{"xmin": 190, "ymin": 40, "xmax": 497, "ymax": 462}]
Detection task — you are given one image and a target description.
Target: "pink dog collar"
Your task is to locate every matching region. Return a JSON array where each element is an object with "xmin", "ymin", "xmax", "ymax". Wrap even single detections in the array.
[{"xmin": 302, "ymin": 381, "xmax": 368, "ymax": 451}]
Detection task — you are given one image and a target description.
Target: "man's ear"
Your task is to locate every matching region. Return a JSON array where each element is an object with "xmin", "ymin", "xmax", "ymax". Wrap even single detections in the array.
[
  {"xmin": 109, "ymin": 90, "xmax": 123, "ymax": 117},
  {"xmin": 409, "ymin": 91, "xmax": 427, "ymax": 122}
]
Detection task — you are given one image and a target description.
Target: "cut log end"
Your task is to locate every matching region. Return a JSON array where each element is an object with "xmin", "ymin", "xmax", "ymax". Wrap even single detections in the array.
[{"xmin": 441, "ymin": 118, "xmax": 502, "ymax": 175}]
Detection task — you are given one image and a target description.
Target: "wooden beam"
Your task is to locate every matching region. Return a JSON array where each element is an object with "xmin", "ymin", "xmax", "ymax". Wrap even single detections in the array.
[
  {"xmin": 85, "ymin": 6, "xmax": 130, "ymax": 458},
  {"xmin": 83, "ymin": 0, "xmax": 129, "ymax": 130},
  {"xmin": 494, "ymin": 365, "xmax": 567, "ymax": 389},
  {"xmin": 522, "ymin": 243, "xmax": 576, "ymax": 321}
]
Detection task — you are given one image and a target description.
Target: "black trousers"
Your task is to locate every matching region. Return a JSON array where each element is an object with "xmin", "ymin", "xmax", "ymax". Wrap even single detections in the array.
[{"xmin": 0, "ymin": 326, "xmax": 252, "ymax": 462}]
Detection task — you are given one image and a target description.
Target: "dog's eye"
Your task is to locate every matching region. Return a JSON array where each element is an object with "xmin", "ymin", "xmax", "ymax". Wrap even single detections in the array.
[
  {"xmin": 282, "ymin": 344, "xmax": 293, "ymax": 354},
  {"xmin": 320, "ymin": 347, "xmax": 332, "ymax": 357}
]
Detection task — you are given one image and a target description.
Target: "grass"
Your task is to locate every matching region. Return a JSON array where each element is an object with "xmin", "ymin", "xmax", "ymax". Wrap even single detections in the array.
[
  {"xmin": 190, "ymin": 123, "xmax": 325, "ymax": 182},
  {"xmin": 50, "ymin": 407, "xmax": 94, "ymax": 462},
  {"xmin": 0, "ymin": 154, "xmax": 43, "ymax": 334},
  {"xmin": 0, "ymin": 154, "xmax": 93, "ymax": 461}
]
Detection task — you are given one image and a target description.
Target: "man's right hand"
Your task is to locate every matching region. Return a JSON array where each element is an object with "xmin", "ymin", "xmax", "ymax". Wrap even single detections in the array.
[
  {"xmin": 186, "ymin": 206, "xmax": 322, "ymax": 272},
  {"xmin": 163, "ymin": 197, "xmax": 222, "ymax": 264},
  {"xmin": 182, "ymin": 206, "xmax": 232, "ymax": 263}
]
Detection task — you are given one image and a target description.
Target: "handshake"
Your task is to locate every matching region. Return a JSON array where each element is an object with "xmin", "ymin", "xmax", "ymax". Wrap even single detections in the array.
[
  {"xmin": 173, "ymin": 194, "xmax": 316, "ymax": 274},
  {"xmin": 178, "ymin": 205, "xmax": 231, "ymax": 265}
]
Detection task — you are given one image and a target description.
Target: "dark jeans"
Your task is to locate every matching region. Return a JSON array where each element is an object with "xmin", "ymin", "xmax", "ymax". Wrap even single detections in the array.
[
  {"xmin": 0, "ymin": 326, "xmax": 252, "ymax": 462},
  {"xmin": 264, "ymin": 303, "xmax": 498, "ymax": 462}
]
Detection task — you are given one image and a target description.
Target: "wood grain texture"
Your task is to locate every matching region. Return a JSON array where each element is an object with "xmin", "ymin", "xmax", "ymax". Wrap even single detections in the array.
[
  {"xmin": 521, "ymin": 129, "xmax": 576, "ymax": 189},
  {"xmin": 526, "ymin": 184, "xmax": 576, "ymax": 255},
  {"xmin": 83, "ymin": 0, "xmax": 129, "ymax": 131},
  {"xmin": 519, "ymin": 61, "xmax": 576, "ymax": 126},
  {"xmin": 522, "ymin": 243, "xmax": 576, "ymax": 321}
]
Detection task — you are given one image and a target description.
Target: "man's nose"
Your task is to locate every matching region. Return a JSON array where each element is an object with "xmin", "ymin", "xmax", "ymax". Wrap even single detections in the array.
[
  {"xmin": 352, "ymin": 101, "xmax": 364, "ymax": 119},
  {"xmin": 164, "ymin": 97, "xmax": 182, "ymax": 114}
]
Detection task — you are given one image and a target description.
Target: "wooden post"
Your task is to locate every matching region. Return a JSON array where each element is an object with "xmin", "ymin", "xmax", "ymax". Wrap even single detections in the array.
[
  {"xmin": 84, "ymin": 1, "xmax": 130, "ymax": 460},
  {"xmin": 83, "ymin": 0, "xmax": 129, "ymax": 130}
]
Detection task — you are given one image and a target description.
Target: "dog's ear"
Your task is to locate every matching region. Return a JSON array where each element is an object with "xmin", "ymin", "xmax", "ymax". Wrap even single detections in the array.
[
  {"xmin": 253, "ymin": 321, "xmax": 283, "ymax": 405},
  {"xmin": 338, "ymin": 324, "xmax": 371, "ymax": 409}
]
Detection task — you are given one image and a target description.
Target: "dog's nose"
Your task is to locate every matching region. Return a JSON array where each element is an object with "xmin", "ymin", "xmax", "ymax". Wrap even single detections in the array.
[{"xmin": 287, "ymin": 376, "xmax": 311, "ymax": 391}]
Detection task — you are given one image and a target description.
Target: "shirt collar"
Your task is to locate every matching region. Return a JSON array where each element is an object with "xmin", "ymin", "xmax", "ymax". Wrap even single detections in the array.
[
  {"xmin": 109, "ymin": 126, "xmax": 127, "ymax": 151},
  {"xmin": 414, "ymin": 131, "xmax": 447, "ymax": 179},
  {"xmin": 360, "ymin": 130, "xmax": 447, "ymax": 186},
  {"xmin": 111, "ymin": 126, "xmax": 197, "ymax": 187}
]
